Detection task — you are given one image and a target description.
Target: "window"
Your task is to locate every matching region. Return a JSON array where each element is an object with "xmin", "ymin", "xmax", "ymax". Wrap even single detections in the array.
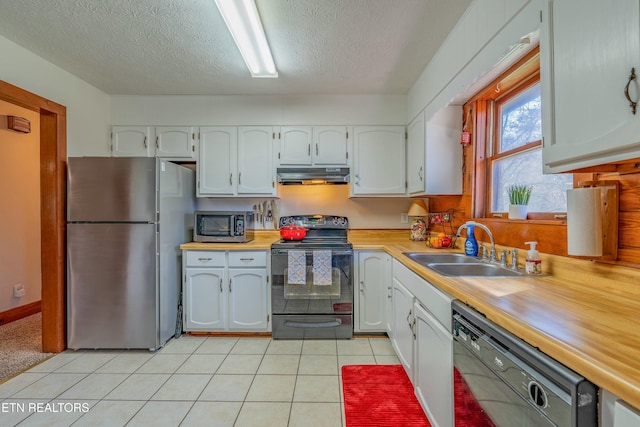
[{"xmin": 469, "ymin": 48, "xmax": 573, "ymax": 219}]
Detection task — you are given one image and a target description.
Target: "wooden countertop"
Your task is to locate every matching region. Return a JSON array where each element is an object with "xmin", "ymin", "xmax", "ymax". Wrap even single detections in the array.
[
  {"xmin": 349, "ymin": 230, "xmax": 640, "ymax": 410},
  {"xmin": 180, "ymin": 231, "xmax": 280, "ymax": 250},
  {"xmin": 182, "ymin": 229, "xmax": 640, "ymax": 408}
]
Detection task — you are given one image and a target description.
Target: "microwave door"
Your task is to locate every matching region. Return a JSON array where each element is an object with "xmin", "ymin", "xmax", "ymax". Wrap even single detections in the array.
[{"xmin": 199, "ymin": 215, "xmax": 233, "ymax": 237}]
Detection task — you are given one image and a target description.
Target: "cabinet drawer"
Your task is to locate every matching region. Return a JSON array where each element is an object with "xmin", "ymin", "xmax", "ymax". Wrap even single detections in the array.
[
  {"xmin": 185, "ymin": 251, "xmax": 225, "ymax": 267},
  {"xmin": 228, "ymin": 251, "xmax": 267, "ymax": 267}
]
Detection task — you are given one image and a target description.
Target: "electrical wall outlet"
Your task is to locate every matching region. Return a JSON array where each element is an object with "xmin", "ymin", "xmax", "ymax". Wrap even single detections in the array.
[
  {"xmin": 400, "ymin": 213, "xmax": 409, "ymax": 224},
  {"xmin": 13, "ymin": 283, "xmax": 25, "ymax": 298}
]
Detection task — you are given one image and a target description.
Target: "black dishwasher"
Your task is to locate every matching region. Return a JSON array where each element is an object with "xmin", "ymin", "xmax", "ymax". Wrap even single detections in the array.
[{"xmin": 452, "ymin": 300, "xmax": 598, "ymax": 427}]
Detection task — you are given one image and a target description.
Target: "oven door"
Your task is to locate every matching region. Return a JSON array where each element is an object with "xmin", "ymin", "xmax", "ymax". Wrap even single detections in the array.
[{"xmin": 271, "ymin": 247, "xmax": 353, "ymax": 338}]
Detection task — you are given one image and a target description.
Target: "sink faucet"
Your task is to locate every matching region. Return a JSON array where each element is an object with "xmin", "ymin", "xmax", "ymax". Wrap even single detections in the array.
[{"xmin": 456, "ymin": 221, "xmax": 497, "ymax": 262}]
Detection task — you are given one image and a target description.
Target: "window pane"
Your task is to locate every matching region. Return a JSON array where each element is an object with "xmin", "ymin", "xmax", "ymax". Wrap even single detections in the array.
[
  {"xmin": 499, "ymin": 84, "xmax": 542, "ymax": 152},
  {"xmin": 491, "ymin": 148, "xmax": 573, "ymax": 212}
]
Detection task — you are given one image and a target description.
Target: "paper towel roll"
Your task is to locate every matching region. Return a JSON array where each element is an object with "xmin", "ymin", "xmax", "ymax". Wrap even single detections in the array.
[{"xmin": 567, "ymin": 188, "xmax": 602, "ymax": 256}]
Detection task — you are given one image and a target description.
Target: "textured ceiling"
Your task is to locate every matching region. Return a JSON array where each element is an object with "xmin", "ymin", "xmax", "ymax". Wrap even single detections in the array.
[{"xmin": 0, "ymin": 0, "xmax": 471, "ymax": 95}]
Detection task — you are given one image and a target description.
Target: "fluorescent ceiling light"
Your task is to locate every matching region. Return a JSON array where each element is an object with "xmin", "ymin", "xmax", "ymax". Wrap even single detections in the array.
[{"xmin": 214, "ymin": 0, "xmax": 278, "ymax": 78}]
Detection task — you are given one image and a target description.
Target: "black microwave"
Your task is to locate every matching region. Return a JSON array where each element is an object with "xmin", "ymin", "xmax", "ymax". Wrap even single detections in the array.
[{"xmin": 194, "ymin": 211, "xmax": 255, "ymax": 242}]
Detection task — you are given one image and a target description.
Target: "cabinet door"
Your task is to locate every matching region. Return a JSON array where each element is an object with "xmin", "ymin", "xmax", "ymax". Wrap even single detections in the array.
[
  {"xmin": 352, "ymin": 126, "xmax": 406, "ymax": 195},
  {"xmin": 425, "ymin": 106, "xmax": 462, "ymax": 195},
  {"xmin": 391, "ymin": 277, "xmax": 414, "ymax": 379},
  {"xmin": 541, "ymin": 0, "xmax": 640, "ymax": 172},
  {"xmin": 228, "ymin": 269, "xmax": 268, "ymax": 330},
  {"xmin": 414, "ymin": 302, "xmax": 453, "ymax": 427},
  {"xmin": 155, "ymin": 126, "xmax": 196, "ymax": 159},
  {"xmin": 184, "ymin": 268, "xmax": 226, "ymax": 331},
  {"xmin": 407, "ymin": 113, "xmax": 426, "ymax": 195},
  {"xmin": 279, "ymin": 126, "xmax": 312, "ymax": 165},
  {"xmin": 198, "ymin": 127, "xmax": 237, "ymax": 196},
  {"xmin": 238, "ymin": 126, "xmax": 275, "ymax": 195},
  {"xmin": 614, "ymin": 399, "xmax": 640, "ymax": 427},
  {"xmin": 313, "ymin": 126, "xmax": 350, "ymax": 166},
  {"xmin": 111, "ymin": 126, "xmax": 154, "ymax": 157},
  {"xmin": 357, "ymin": 251, "xmax": 391, "ymax": 332}
]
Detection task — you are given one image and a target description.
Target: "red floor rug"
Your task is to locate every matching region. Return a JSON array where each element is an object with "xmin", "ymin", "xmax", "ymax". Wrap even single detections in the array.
[{"xmin": 342, "ymin": 365, "xmax": 430, "ymax": 427}]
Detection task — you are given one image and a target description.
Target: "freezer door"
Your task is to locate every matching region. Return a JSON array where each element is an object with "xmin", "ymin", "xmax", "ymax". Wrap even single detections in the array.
[
  {"xmin": 67, "ymin": 223, "xmax": 158, "ymax": 350},
  {"xmin": 67, "ymin": 157, "xmax": 157, "ymax": 222}
]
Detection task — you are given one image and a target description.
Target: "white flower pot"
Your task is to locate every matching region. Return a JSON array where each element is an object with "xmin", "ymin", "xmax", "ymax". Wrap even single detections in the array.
[{"xmin": 508, "ymin": 204, "xmax": 528, "ymax": 220}]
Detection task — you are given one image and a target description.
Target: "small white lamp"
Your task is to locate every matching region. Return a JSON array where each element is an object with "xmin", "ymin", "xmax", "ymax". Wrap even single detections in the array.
[{"xmin": 408, "ymin": 199, "xmax": 429, "ymax": 241}]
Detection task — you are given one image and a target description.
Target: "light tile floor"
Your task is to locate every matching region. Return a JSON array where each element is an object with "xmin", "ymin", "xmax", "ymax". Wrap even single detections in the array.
[{"xmin": 0, "ymin": 336, "xmax": 399, "ymax": 427}]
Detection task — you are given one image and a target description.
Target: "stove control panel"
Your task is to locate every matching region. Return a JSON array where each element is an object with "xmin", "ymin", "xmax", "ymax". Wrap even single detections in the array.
[{"xmin": 279, "ymin": 215, "xmax": 348, "ymax": 229}]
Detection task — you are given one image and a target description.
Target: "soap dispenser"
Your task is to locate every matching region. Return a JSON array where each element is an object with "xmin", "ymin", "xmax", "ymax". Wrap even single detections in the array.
[
  {"xmin": 525, "ymin": 241, "xmax": 542, "ymax": 275},
  {"xmin": 465, "ymin": 224, "xmax": 479, "ymax": 256}
]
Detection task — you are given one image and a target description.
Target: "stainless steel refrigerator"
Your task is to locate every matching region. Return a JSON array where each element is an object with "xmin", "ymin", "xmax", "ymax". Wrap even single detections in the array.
[{"xmin": 67, "ymin": 157, "xmax": 194, "ymax": 350}]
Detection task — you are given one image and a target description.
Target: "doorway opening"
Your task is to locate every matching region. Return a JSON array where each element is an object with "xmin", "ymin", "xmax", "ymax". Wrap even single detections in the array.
[{"xmin": 0, "ymin": 80, "xmax": 66, "ymax": 353}]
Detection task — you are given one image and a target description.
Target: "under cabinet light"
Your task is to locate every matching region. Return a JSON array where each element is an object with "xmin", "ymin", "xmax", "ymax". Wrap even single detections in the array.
[{"xmin": 214, "ymin": 0, "xmax": 278, "ymax": 78}]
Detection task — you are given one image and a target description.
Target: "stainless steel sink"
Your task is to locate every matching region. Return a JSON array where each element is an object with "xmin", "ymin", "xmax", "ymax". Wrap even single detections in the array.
[
  {"xmin": 426, "ymin": 262, "xmax": 525, "ymax": 278},
  {"xmin": 402, "ymin": 252, "xmax": 482, "ymax": 265},
  {"xmin": 402, "ymin": 252, "xmax": 525, "ymax": 277}
]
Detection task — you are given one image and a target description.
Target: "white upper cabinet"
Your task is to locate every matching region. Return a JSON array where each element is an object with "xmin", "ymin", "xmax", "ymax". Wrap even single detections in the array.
[
  {"xmin": 198, "ymin": 127, "xmax": 237, "ymax": 196},
  {"xmin": 425, "ymin": 106, "xmax": 462, "ymax": 195},
  {"xmin": 237, "ymin": 126, "xmax": 276, "ymax": 195},
  {"xmin": 407, "ymin": 107, "xmax": 463, "ymax": 196},
  {"xmin": 541, "ymin": 0, "xmax": 640, "ymax": 172},
  {"xmin": 279, "ymin": 127, "xmax": 313, "ymax": 165},
  {"xmin": 198, "ymin": 126, "xmax": 276, "ymax": 197},
  {"xmin": 155, "ymin": 126, "xmax": 197, "ymax": 159},
  {"xmin": 313, "ymin": 126, "xmax": 350, "ymax": 166},
  {"xmin": 352, "ymin": 126, "xmax": 406, "ymax": 196},
  {"xmin": 111, "ymin": 126, "xmax": 154, "ymax": 157},
  {"xmin": 278, "ymin": 126, "xmax": 350, "ymax": 166},
  {"xmin": 407, "ymin": 113, "xmax": 426, "ymax": 195},
  {"xmin": 111, "ymin": 126, "xmax": 196, "ymax": 159}
]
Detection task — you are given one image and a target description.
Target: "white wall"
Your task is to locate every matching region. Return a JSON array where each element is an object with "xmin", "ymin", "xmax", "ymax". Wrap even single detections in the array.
[
  {"xmin": 110, "ymin": 94, "xmax": 407, "ymax": 126},
  {"xmin": 408, "ymin": 0, "xmax": 539, "ymax": 122},
  {"xmin": 195, "ymin": 186, "xmax": 414, "ymax": 230},
  {"xmin": 0, "ymin": 34, "xmax": 111, "ymax": 156},
  {"xmin": 0, "ymin": 100, "xmax": 41, "ymax": 311}
]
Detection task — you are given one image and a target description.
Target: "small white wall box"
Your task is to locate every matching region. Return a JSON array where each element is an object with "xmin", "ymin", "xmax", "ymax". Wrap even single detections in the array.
[{"xmin": 13, "ymin": 284, "xmax": 25, "ymax": 297}]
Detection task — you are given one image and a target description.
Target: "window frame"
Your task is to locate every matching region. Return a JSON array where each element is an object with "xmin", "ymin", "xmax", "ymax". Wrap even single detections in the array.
[{"xmin": 466, "ymin": 46, "xmax": 571, "ymax": 221}]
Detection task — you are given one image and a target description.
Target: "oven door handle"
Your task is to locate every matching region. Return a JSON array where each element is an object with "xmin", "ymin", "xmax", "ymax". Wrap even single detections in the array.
[
  {"xmin": 272, "ymin": 249, "xmax": 353, "ymax": 256},
  {"xmin": 284, "ymin": 319, "xmax": 342, "ymax": 328}
]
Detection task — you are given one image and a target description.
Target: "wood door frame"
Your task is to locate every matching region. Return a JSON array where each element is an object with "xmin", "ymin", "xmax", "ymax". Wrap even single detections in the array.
[{"xmin": 0, "ymin": 80, "xmax": 66, "ymax": 352}]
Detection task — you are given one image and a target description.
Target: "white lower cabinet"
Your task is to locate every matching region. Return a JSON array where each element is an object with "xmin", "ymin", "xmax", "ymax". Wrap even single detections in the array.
[
  {"xmin": 354, "ymin": 251, "xmax": 391, "ymax": 332},
  {"xmin": 601, "ymin": 389, "xmax": 640, "ymax": 427},
  {"xmin": 392, "ymin": 258, "xmax": 453, "ymax": 427},
  {"xmin": 391, "ymin": 277, "xmax": 415, "ymax": 378},
  {"xmin": 414, "ymin": 301, "xmax": 453, "ymax": 427},
  {"xmin": 228, "ymin": 268, "xmax": 268, "ymax": 330},
  {"xmin": 183, "ymin": 251, "xmax": 269, "ymax": 332},
  {"xmin": 185, "ymin": 268, "xmax": 226, "ymax": 331}
]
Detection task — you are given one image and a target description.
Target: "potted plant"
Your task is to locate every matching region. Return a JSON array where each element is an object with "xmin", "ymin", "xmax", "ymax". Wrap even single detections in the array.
[{"xmin": 507, "ymin": 184, "xmax": 532, "ymax": 219}]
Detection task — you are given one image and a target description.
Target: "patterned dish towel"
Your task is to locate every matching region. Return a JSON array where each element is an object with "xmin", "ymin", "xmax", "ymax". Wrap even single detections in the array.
[
  {"xmin": 313, "ymin": 250, "xmax": 332, "ymax": 285},
  {"xmin": 287, "ymin": 250, "xmax": 306, "ymax": 285}
]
